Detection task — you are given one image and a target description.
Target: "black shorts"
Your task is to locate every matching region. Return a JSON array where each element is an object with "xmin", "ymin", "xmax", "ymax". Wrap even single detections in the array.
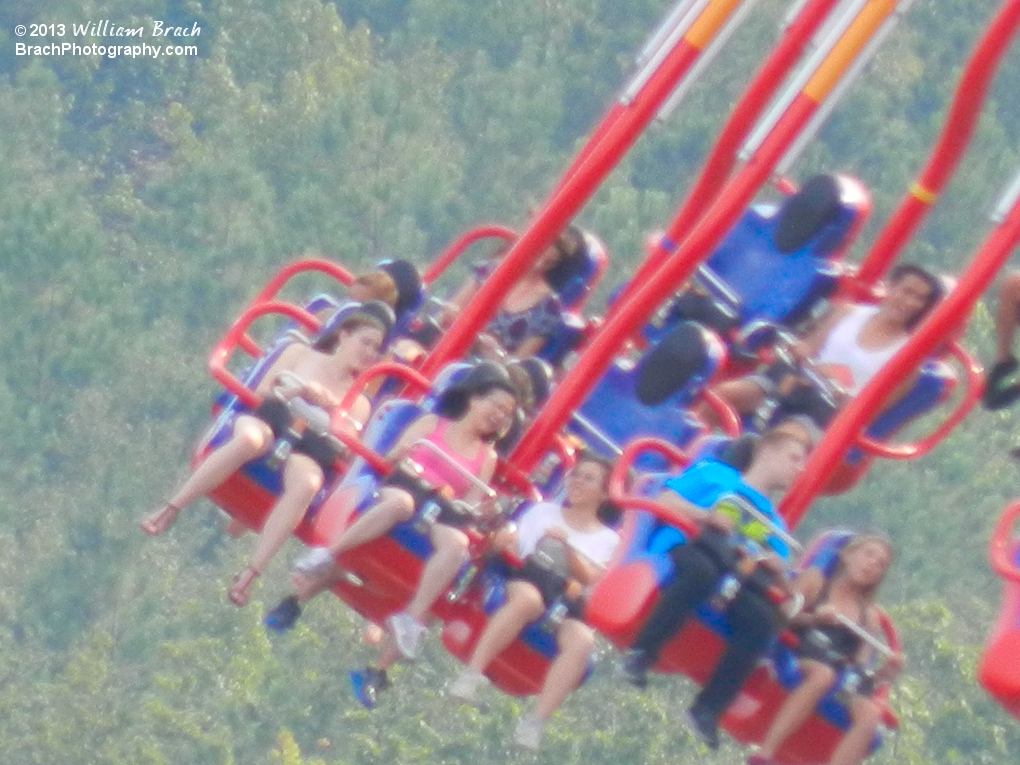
[
  {"xmin": 254, "ymin": 398, "xmax": 342, "ymax": 475},
  {"xmin": 511, "ymin": 559, "xmax": 584, "ymax": 619},
  {"xmin": 384, "ymin": 467, "xmax": 474, "ymax": 529}
]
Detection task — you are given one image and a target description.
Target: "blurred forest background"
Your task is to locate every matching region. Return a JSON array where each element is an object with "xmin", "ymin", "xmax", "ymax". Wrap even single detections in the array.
[{"xmin": 2, "ymin": 0, "xmax": 1020, "ymax": 762}]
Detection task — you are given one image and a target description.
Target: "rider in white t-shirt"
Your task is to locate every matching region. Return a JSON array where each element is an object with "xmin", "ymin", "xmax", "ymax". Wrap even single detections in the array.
[
  {"xmin": 447, "ymin": 453, "xmax": 619, "ymax": 751},
  {"xmin": 515, "ymin": 500, "xmax": 619, "ymax": 568}
]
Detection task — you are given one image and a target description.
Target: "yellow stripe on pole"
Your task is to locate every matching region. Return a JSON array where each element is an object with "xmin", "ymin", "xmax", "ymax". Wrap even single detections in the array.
[
  {"xmin": 685, "ymin": 0, "xmax": 745, "ymax": 49},
  {"xmin": 803, "ymin": 0, "xmax": 899, "ymax": 103},
  {"xmin": 910, "ymin": 182, "xmax": 938, "ymax": 205}
]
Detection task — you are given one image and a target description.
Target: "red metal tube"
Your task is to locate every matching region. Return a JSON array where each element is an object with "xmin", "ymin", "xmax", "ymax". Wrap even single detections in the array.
[
  {"xmin": 422, "ymin": 225, "xmax": 517, "ymax": 285},
  {"xmin": 781, "ymin": 0, "xmax": 1020, "ymax": 527},
  {"xmin": 511, "ymin": 93, "xmax": 822, "ymax": 472},
  {"xmin": 613, "ymin": 0, "xmax": 846, "ymax": 311},
  {"xmin": 856, "ymin": 0, "xmax": 1020, "ymax": 284},
  {"xmin": 990, "ymin": 502, "xmax": 1020, "ymax": 583},
  {"xmin": 422, "ymin": 0, "xmax": 753, "ymax": 378}
]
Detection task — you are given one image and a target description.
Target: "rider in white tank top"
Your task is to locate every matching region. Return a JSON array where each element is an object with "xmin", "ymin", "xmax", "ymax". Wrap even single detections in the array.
[{"xmin": 814, "ymin": 305, "xmax": 906, "ymax": 394}]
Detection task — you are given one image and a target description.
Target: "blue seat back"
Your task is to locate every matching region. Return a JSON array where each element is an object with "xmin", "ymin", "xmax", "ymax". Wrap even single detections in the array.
[
  {"xmin": 644, "ymin": 175, "xmax": 866, "ymax": 347},
  {"xmin": 571, "ymin": 322, "xmax": 722, "ymax": 461}
]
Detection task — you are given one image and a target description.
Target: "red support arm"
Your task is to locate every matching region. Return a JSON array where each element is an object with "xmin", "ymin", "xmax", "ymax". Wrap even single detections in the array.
[
  {"xmin": 421, "ymin": 0, "xmax": 753, "ymax": 378},
  {"xmin": 422, "ymin": 225, "xmax": 517, "ymax": 285},
  {"xmin": 208, "ymin": 300, "xmax": 321, "ymax": 409},
  {"xmin": 856, "ymin": 0, "xmax": 1020, "ymax": 284},
  {"xmin": 613, "ymin": 0, "xmax": 846, "ymax": 310},
  {"xmin": 607, "ymin": 437, "xmax": 700, "ymax": 538},
  {"xmin": 781, "ymin": 0, "xmax": 1020, "ymax": 527},
  {"xmin": 853, "ymin": 342, "xmax": 983, "ymax": 460},
  {"xmin": 246, "ymin": 258, "xmax": 354, "ymax": 308},
  {"xmin": 509, "ymin": 0, "xmax": 904, "ymax": 474}
]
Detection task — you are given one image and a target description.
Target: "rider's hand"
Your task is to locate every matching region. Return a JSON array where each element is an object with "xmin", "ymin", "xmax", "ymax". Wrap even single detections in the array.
[
  {"xmin": 474, "ymin": 333, "xmax": 506, "ymax": 360},
  {"xmin": 813, "ymin": 603, "xmax": 840, "ymax": 625},
  {"xmin": 543, "ymin": 526, "xmax": 570, "ymax": 543},
  {"xmin": 757, "ymin": 553, "xmax": 789, "ymax": 575},
  {"xmin": 704, "ymin": 512, "xmax": 736, "ymax": 534},
  {"xmin": 789, "ymin": 340, "xmax": 811, "ymax": 363},
  {"xmin": 875, "ymin": 651, "xmax": 905, "ymax": 682}
]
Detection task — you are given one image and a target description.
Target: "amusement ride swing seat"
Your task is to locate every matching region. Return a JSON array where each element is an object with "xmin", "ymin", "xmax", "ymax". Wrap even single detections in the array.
[
  {"xmin": 722, "ymin": 529, "xmax": 901, "ymax": 764},
  {"xmin": 570, "ymin": 176, "xmax": 869, "ymax": 462},
  {"xmin": 198, "ymin": 299, "xmax": 393, "ymax": 537},
  {"xmin": 408, "ymin": 227, "xmax": 609, "ymax": 367},
  {"xmin": 297, "ymin": 362, "xmax": 534, "ymax": 630},
  {"xmin": 583, "ymin": 440, "xmax": 900, "ymax": 764},
  {"xmin": 978, "ymin": 501, "xmax": 1020, "ymax": 720},
  {"xmin": 437, "ymin": 511, "xmax": 597, "ymax": 698}
]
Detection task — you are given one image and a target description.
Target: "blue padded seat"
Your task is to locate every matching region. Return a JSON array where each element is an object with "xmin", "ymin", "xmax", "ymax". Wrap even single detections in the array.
[
  {"xmin": 571, "ymin": 321, "xmax": 722, "ymax": 461},
  {"xmin": 644, "ymin": 175, "xmax": 864, "ymax": 346}
]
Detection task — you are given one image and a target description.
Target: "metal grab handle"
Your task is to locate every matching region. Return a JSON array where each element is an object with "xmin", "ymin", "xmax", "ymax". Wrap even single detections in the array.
[
  {"xmin": 713, "ymin": 493, "xmax": 803, "ymax": 554},
  {"xmin": 607, "ymin": 437, "xmax": 699, "ymax": 538},
  {"xmin": 335, "ymin": 361, "xmax": 433, "ymax": 425},
  {"xmin": 833, "ymin": 613, "xmax": 896, "ymax": 660},
  {"xmin": 770, "ymin": 330, "xmax": 848, "ymax": 403}
]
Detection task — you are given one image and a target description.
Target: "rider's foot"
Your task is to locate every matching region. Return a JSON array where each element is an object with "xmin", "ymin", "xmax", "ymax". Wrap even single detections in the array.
[
  {"xmin": 140, "ymin": 504, "xmax": 182, "ymax": 536},
  {"xmin": 228, "ymin": 566, "xmax": 260, "ymax": 607}
]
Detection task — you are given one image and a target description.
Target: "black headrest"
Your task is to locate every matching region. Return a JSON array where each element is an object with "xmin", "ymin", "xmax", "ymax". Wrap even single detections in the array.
[
  {"xmin": 772, "ymin": 175, "xmax": 842, "ymax": 254},
  {"xmin": 635, "ymin": 322, "xmax": 710, "ymax": 406}
]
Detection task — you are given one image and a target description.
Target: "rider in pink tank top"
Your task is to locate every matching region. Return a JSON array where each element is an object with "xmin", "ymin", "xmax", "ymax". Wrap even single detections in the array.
[{"xmin": 404, "ymin": 419, "xmax": 489, "ymax": 499}]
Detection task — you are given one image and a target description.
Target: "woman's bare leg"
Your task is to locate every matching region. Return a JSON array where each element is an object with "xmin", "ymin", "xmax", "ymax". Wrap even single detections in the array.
[
  {"xmin": 829, "ymin": 695, "xmax": 883, "ymax": 765},
  {"xmin": 467, "ymin": 581, "xmax": 545, "ymax": 672},
  {"xmin": 142, "ymin": 415, "xmax": 273, "ymax": 535},
  {"xmin": 756, "ymin": 659, "xmax": 837, "ymax": 759},
  {"xmin": 328, "ymin": 487, "xmax": 415, "ymax": 556},
  {"xmin": 376, "ymin": 523, "xmax": 471, "ymax": 670},
  {"xmin": 246, "ymin": 454, "xmax": 324, "ymax": 574},
  {"xmin": 533, "ymin": 618, "xmax": 595, "ymax": 719},
  {"xmin": 288, "ymin": 487, "xmax": 416, "ymax": 608},
  {"xmin": 403, "ymin": 523, "xmax": 470, "ymax": 621}
]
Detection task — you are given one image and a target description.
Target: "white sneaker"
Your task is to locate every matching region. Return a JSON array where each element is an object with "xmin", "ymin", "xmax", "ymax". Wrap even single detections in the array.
[
  {"xmin": 387, "ymin": 612, "xmax": 427, "ymax": 661},
  {"xmin": 513, "ymin": 713, "xmax": 545, "ymax": 751},
  {"xmin": 293, "ymin": 546, "xmax": 335, "ymax": 576},
  {"xmin": 448, "ymin": 667, "xmax": 488, "ymax": 704}
]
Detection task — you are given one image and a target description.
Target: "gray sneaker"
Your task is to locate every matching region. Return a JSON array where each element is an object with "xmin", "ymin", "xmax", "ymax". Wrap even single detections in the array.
[
  {"xmin": 513, "ymin": 713, "xmax": 545, "ymax": 751},
  {"xmin": 293, "ymin": 546, "xmax": 335, "ymax": 577},
  {"xmin": 387, "ymin": 612, "xmax": 427, "ymax": 661},
  {"xmin": 448, "ymin": 667, "xmax": 488, "ymax": 704}
]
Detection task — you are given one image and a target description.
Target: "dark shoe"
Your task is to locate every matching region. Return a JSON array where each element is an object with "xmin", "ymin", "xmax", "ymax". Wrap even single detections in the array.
[
  {"xmin": 349, "ymin": 667, "xmax": 390, "ymax": 709},
  {"xmin": 747, "ymin": 753, "xmax": 775, "ymax": 765},
  {"xmin": 264, "ymin": 596, "xmax": 302, "ymax": 633},
  {"xmin": 983, "ymin": 356, "xmax": 1020, "ymax": 410},
  {"xmin": 687, "ymin": 705, "xmax": 720, "ymax": 750},
  {"xmin": 619, "ymin": 649, "xmax": 653, "ymax": 688}
]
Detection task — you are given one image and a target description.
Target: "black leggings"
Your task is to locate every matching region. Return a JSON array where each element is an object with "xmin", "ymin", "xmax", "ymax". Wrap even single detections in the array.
[{"xmin": 632, "ymin": 540, "xmax": 782, "ymax": 718}]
